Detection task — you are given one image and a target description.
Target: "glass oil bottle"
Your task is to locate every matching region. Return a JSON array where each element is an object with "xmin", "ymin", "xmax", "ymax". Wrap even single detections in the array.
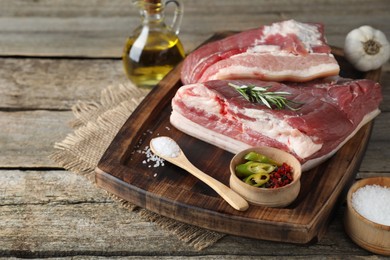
[{"xmin": 122, "ymin": 0, "xmax": 185, "ymax": 88}]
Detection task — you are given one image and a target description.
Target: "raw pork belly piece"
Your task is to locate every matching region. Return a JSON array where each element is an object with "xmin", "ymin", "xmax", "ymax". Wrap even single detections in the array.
[
  {"xmin": 181, "ymin": 20, "xmax": 340, "ymax": 85},
  {"xmin": 170, "ymin": 78, "xmax": 382, "ymax": 171}
]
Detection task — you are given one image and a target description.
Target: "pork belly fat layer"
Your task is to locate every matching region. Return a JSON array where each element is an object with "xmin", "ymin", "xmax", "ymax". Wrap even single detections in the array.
[
  {"xmin": 181, "ymin": 19, "xmax": 339, "ymax": 84},
  {"xmin": 171, "ymin": 83, "xmax": 322, "ymax": 159},
  {"xmin": 170, "ymin": 79, "xmax": 382, "ymax": 168},
  {"xmin": 201, "ymin": 54, "xmax": 340, "ymax": 83}
]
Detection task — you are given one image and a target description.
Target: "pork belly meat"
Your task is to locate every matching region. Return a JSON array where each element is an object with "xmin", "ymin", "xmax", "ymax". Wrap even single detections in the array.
[
  {"xmin": 181, "ymin": 20, "xmax": 340, "ymax": 85},
  {"xmin": 170, "ymin": 79, "xmax": 382, "ymax": 171}
]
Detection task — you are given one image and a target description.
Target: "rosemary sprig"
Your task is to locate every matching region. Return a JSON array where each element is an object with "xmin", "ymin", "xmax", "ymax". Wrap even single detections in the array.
[{"xmin": 228, "ymin": 83, "xmax": 303, "ymax": 111}]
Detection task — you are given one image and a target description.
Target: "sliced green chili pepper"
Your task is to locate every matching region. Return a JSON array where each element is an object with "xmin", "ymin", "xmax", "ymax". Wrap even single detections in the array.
[
  {"xmin": 235, "ymin": 161, "xmax": 258, "ymax": 178},
  {"xmin": 235, "ymin": 161, "xmax": 276, "ymax": 178},
  {"xmin": 244, "ymin": 151, "xmax": 281, "ymax": 166},
  {"xmin": 244, "ymin": 171, "xmax": 270, "ymax": 187}
]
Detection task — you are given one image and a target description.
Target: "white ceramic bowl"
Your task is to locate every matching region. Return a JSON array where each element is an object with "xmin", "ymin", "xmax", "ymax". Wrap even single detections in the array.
[
  {"xmin": 344, "ymin": 177, "xmax": 390, "ymax": 256},
  {"xmin": 229, "ymin": 146, "xmax": 301, "ymax": 208}
]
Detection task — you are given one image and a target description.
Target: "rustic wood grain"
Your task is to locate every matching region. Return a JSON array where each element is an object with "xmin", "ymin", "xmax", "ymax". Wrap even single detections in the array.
[
  {"xmin": 0, "ymin": 57, "xmax": 388, "ymax": 111},
  {"xmin": 0, "ymin": 110, "xmax": 74, "ymax": 168},
  {"xmin": 0, "ymin": 0, "xmax": 389, "ymax": 257},
  {"xmin": 0, "ymin": 58, "xmax": 128, "ymax": 110},
  {"xmin": 0, "ymin": 0, "xmax": 389, "ymax": 57},
  {"xmin": 0, "ymin": 110, "xmax": 388, "ymax": 171},
  {"xmin": 0, "ymin": 170, "xmax": 373, "ymax": 257},
  {"xmin": 0, "ymin": 172, "xmax": 191, "ymax": 257},
  {"xmin": 0, "ymin": 60, "xmax": 386, "ymax": 170}
]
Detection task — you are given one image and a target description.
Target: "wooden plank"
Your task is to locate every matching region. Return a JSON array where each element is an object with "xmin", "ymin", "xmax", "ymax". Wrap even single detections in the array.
[
  {"xmin": 0, "ymin": 57, "xmax": 388, "ymax": 111},
  {"xmin": 359, "ymin": 62, "xmax": 390, "ymax": 174},
  {"xmin": 0, "ymin": 109, "xmax": 388, "ymax": 171},
  {"xmin": 1, "ymin": 0, "xmax": 388, "ymax": 17},
  {"xmin": 0, "ymin": 169, "xmax": 373, "ymax": 257},
  {"xmin": 0, "ymin": 173, "xmax": 189, "ymax": 257},
  {"xmin": 0, "ymin": 62, "xmax": 388, "ymax": 170},
  {"xmin": 0, "ymin": 59, "xmax": 388, "ymax": 171},
  {"xmin": 0, "ymin": 110, "xmax": 74, "ymax": 168},
  {"xmin": 0, "ymin": 58, "xmax": 129, "ymax": 110},
  {"xmin": 0, "ymin": 170, "xmax": 111, "ymax": 205},
  {"xmin": 0, "ymin": 59, "xmax": 387, "ymax": 111},
  {"xmin": 0, "ymin": 0, "xmax": 389, "ymax": 57},
  {"xmin": 380, "ymin": 65, "xmax": 390, "ymax": 111}
]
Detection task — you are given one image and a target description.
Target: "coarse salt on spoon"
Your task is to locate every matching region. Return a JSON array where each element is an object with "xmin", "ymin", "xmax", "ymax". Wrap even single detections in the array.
[{"xmin": 150, "ymin": 136, "xmax": 249, "ymax": 211}]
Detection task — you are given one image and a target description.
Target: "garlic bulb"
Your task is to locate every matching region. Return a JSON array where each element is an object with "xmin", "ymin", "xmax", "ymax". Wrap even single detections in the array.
[{"xmin": 344, "ymin": 25, "xmax": 390, "ymax": 72}]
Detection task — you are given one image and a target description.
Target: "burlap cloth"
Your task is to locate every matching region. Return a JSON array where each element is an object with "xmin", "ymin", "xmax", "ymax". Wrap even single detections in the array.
[{"xmin": 50, "ymin": 81, "xmax": 225, "ymax": 250}]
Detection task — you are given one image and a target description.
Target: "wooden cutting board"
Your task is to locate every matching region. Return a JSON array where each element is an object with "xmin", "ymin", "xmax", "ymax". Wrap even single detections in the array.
[{"xmin": 95, "ymin": 32, "xmax": 381, "ymax": 244}]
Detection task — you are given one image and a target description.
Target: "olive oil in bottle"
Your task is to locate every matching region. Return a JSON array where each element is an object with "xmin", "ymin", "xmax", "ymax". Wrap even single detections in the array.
[{"xmin": 122, "ymin": 0, "xmax": 185, "ymax": 88}]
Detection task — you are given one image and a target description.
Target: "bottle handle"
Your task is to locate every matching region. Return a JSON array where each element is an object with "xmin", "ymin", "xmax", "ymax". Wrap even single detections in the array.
[{"xmin": 165, "ymin": 0, "xmax": 183, "ymax": 35}]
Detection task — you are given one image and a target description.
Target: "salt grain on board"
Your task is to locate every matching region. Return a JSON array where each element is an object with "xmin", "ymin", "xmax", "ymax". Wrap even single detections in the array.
[
  {"xmin": 140, "ymin": 145, "xmax": 165, "ymax": 167},
  {"xmin": 134, "ymin": 129, "xmax": 175, "ymax": 169},
  {"xmin": 352, "ymin": 184, "xmax": 390, "ymax": 226}
]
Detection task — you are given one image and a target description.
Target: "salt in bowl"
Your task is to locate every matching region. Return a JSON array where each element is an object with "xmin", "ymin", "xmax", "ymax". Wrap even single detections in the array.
[{"xmin": 344, "ymin": 177, "xmax": 390, "ymax": 256}]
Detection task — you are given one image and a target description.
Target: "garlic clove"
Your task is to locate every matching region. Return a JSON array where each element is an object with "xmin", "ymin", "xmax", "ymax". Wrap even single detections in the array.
[{"xmin": 359, "ymin": 25, "xmax": 375, "ymax": 41}]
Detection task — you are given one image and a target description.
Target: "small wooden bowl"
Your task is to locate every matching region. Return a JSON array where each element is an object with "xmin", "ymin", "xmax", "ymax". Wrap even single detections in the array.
[
  {"xmin": 344, "ymin": 177, "xmax": 390, "ymax": 256},
  {"xmin": 229, "ymin": 147, "xmax": 302, "ymax": 208}
]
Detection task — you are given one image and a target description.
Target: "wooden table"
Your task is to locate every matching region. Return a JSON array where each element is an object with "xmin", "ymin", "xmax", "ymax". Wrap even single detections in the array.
[{"xmin": 1, "ymin": 0, "xmax": 389, "ymax": 258}]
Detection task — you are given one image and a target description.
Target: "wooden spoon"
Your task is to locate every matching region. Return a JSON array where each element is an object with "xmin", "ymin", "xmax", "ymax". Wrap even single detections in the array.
[{"xmin": 150, "ymin": 136, "xmax": 249, "ymax": 211}]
